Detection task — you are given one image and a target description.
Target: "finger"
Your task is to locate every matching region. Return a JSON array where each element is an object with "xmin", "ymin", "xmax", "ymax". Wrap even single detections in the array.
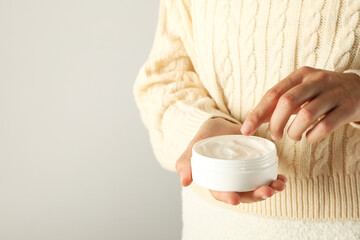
[
  {"xmin": 209, "ymin": 190, "xmax": 242, "ymax": 205},
  {"xmin": 268, "ymin": 78, "xmax": 323, "ymax": 140},
  {"xmin": 277, "ymin": 174, "xmax": 288, "ymax": 183},
  {"xmin": 269, "ymin": 179, "xmax": 286, "ymax": 192},
  {"xmin": 241, "ymin": 66, "xmax": 315, "ymax": 136},
  {"xmin": 210, "ymin": 185, "xmax": 275, "ymax": 205},
  {"xmin": 292, "ymin": 101, "xmax": 310, "ymax": 115},
  {"xmin": 175, "ymin": 148, "xmax": 193, "ymax": 187},
  {"xmin": 287, "ymin": 92, "xmax": 338, "ymax": 141},
  {"xmin": 209, "ymin": 174, "xmax": 288, "ymax": 204},
  {"xmin": 237, "ymin": 185, "xmax": 275, "ymax": 203},
  {"xmin": 306, "ymin": 107, "xmax": 349, "ymax": 143}
]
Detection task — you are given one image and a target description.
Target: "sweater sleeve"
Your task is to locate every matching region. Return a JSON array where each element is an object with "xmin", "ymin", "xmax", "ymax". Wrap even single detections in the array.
[
  {"xmin": 133, "ymin": 0, "xmax": 240, "ymax": 172},
  {"xmin": 343, "ymin": 69, "xmax": 360, "ymax": 129}
]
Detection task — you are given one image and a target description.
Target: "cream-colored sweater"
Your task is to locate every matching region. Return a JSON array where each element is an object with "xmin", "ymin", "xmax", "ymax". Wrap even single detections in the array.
[{"xmin": 133, "ymin": 0, "xmax": 360, "ymax": 221}]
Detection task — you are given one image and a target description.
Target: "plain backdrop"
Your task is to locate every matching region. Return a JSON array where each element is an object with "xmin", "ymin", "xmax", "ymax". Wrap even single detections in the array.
[{"xmin": 0, "ymin": 0, "xmax": 182, "ymax": 239}]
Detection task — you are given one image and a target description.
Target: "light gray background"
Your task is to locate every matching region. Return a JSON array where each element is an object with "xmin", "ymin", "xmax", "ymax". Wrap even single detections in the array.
[{"xmin": 0, "ymin": 0, "xmax": 182, "ymax": 239}]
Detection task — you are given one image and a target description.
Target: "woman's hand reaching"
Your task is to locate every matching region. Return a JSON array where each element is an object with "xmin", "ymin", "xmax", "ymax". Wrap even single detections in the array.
[
  {"xmin": 241, "ymin": 66, "xmax": 360, "ymax": 143},
  {"xmin": 175, "ymin": 117, "xmax": 288, "ymax": 205}
]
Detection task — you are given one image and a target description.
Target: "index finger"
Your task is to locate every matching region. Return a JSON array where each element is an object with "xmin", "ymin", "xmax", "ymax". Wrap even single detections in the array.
[{"xmin": 240, "ymin": 66, "xmax": 314, "ymax": 135}]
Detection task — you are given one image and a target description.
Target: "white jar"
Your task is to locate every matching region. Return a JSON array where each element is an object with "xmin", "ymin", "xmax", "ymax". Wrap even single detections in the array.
[{"xmin": 191, "ymin": 135, "xmax": 278, "ymax": 192}]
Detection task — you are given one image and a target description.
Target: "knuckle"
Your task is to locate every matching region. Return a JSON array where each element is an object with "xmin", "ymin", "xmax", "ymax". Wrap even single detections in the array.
[
  {"xmin": 347, "ymin": 96, "xmax": 358, "ymax": 109},
  {"xmin": 287, "ymin": 129, "xmax": 301, "ymax": 141},
  {"xmin": 306, "ymin": 71, "xmax": 330, "ymax": 84},
  {"xmin": 249, "ymin": 110, "xmax": 261, "ymax": 122},
  {"xmin": 279, "ymin": 94, "xmax": 296, "ymax": 107},
  {"xmin": 265, "ymin": 88, "xmax": 281, "ymax": 100},
  {"xmin": 298, "ymin": 107, "xmax": 315, "ymax": 122},
  {"xmin": 342, "ymin": 105, "xmax": 354, "ymax": 119},
  {"xmin": 313, "ymin": 71, "xmax": 330, "ymax": 82},
  {"xmin": 298, "ymin": 66, "xmax": 314, "ymax": 75},
  {"xmin": 330, "ymin": 86, "xmax": 345, "ymax": 96},
  {"xmin": 318, "ymin": 120, "xmax": 332, "ymax": 134}
]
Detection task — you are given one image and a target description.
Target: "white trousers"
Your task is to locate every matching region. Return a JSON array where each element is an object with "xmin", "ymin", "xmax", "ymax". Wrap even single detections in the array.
[{"xmin": 181, "ymin": 186, "xmax": 360, "ymax": 240}]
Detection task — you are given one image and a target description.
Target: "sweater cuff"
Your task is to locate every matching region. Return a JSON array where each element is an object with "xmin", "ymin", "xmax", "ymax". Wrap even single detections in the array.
[
  {"xmin": 349, "ymin": 121, "xmax": 360, "ymax": 129},
  {"xmin": 343, "ymin": 68, "xmax": 360, "ymax": 78},
  {"xmin": 159, "ymin": 107, "xmax": 241, "ymax": 172},
  {"xmin": 166, "ymin": 106, "xmax": 241, "ymax": 145},
  {"xmin": 185, "ymin": 108, "xmax": 241, "ymax": 135}
]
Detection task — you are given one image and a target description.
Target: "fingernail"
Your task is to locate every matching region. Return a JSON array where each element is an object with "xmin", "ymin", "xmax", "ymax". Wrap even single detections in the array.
[
  {"xmin": 261, "ymin": 195, "xmax": 268, "ymax": 200},
  {"xmin": 241, "ymin": 121, "xmax": 253, "ymax": 135}
]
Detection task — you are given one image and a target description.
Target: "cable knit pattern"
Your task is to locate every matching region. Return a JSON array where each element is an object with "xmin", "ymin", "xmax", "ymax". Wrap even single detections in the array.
[
  {"xmin": 238, "ymin": 0, "xmax": 258, "ymax": 119},
  {"xmin": 345, "ymin": 124, "xmax": 360, "ymax": 173},
  {"xmin": 133, "ymin": 0, "xmax": 360, "ymax": 221},
  {"xmin": 268, "ymin": 1, "xmax": 288, "ymax": 84},
  {"xmin": 300, "ymin": 0, "xmax": 325, "ymax": 67},
  {"xmin": 331, "ymin": 0, "xmax": 360, "ymax": 71},
  {"xmin": 214, "ymin": 0, "xmax": 234, "ymax": 110},
  {"xmin": 266, "ymin": 0, "xmax": 294, "ymax": 175},
  {"xmin": 312, "ymin": 135, "xmax": 331, "ymax": 176},
  {"xmin": 332, "ymin": 0, "xmax": 360, "ymax": 176}
]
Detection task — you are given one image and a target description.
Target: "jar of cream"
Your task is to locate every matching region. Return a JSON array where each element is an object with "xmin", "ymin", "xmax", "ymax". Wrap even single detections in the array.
[{"xmin": 191, "ymin": 135, "xmax": 278, "ymax": 192}]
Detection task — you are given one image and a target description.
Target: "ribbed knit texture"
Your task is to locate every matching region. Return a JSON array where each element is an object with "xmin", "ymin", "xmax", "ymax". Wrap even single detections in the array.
[
  {"xmin": 133, "ymin": 0, "xmax": 360, "ymax": 220},
  {"xmin": 181, "ymin": 186, "xmax": 360, "ymax": 240}
]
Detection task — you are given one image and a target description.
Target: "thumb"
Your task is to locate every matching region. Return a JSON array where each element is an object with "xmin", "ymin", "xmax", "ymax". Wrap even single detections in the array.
[{"xmin": 175, "ymin": 145, "xmax": 193, "ymax": 187}]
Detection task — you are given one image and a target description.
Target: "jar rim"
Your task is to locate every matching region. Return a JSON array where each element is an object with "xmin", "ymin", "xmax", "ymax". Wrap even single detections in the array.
[{"xmin": 192, "ymin": 135, "xmax": 277, "ymax": 168}]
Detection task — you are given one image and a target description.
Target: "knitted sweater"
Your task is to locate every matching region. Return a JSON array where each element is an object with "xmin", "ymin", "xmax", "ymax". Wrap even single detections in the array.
[{"xmin": 133, "ymin": 0, "xmax": 360, "ymax": 221}]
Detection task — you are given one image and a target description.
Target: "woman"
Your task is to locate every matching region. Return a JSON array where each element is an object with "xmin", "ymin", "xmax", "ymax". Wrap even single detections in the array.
[{"xmin": 133, "ymin": 0, "xmax": 360, "ymax": 239}]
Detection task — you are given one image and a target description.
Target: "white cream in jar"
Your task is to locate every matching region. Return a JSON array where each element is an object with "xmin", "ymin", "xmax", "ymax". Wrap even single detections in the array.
[{"xmin": 191, "ymin": 135, "xmax": 278, "ymax": 192}]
